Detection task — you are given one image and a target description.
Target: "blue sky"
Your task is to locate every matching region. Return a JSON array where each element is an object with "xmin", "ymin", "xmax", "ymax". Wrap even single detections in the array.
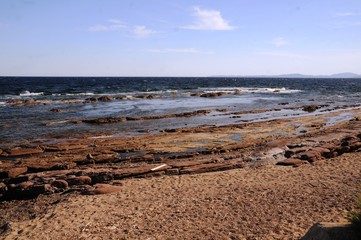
[{"xmin": 0, "ymin": 0, "xmax": 360, "ymax": 76}]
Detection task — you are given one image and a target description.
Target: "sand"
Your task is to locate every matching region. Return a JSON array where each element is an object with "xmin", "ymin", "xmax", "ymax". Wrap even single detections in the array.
[{"xmin": 2, "ymin": 151, "xmax": 360, "ymax": 240}]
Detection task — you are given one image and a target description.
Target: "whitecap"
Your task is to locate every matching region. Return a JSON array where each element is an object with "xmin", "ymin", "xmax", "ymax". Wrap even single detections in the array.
[
  {"xmin": 65, "ymin": 92, "xmax": 95, "ymax": 96},
  {"xmin": 19, "ymin": 90, "xmax": 44, "ymax": 96}
]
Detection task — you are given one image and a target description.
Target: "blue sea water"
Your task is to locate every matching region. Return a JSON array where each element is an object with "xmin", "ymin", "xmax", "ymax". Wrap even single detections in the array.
[{"xmin": 1, "ymin": 76, "xmax": 361, "ymax": 142}]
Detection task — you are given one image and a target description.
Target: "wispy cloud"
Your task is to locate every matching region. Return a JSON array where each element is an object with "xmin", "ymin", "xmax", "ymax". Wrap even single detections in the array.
[
  {"xmin": 271, "ymin": 37, "xmax": 289, "ymax": 47},
  {"xmin": 132, "ymin": 25, "xmax": 157, "ymax": 38},
  {"xmin": 146, "ymin": 48, "xmax": 214, "ymax": 54},
  {"xmin": 88, "ymin": 19, "xmax": 126, "ymax": 32},
  {"xmin": 183, "ymin": 7, "xmax": 236, "ymax": 31},
  {"xmin": 256, "ymin": 51, "xmax": 307, "ymax": 59},
  {"xmin": 332, "ymin": 21, "xmax": 361, "ymax": 28},
  {"xmin": 336, "ymin": 12, "xmax": 360, "ymax": 17}
]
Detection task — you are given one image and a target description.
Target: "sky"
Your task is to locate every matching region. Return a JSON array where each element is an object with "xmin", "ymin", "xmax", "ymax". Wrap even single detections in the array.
[{"xmin": 0, "ymin": 0, "xmax": 360, "ymax": 76}]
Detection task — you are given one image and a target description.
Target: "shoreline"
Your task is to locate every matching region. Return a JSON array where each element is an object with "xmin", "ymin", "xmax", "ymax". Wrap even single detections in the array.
[{"xmin": 1, "ymin": 107, "xmax": 361, "ymax": 239}]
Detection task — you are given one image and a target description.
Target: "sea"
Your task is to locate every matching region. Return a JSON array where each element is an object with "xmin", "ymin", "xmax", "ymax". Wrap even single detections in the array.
[{"xmin": 1, "ymin": 76, "xmax": 361, "ymax": 143}]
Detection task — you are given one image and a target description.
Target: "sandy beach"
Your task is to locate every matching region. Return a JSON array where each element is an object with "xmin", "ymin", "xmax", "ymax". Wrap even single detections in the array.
[{"xmin": 1, "ymin": 152, "xmax": 360, "ymax": 239}]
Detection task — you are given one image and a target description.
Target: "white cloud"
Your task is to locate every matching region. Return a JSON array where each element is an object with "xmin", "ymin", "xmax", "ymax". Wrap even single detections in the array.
[
  {"xmin": 133, "ymin": 25, "xmax": 157, "ymax": 38},
  {"xmin": 88, "ymin": 19, "xmax": 126, "ymax": 32},
  {"xmin": 146, "ymin": 48, "xmax": 214, "ymax": 54},
  {"xmin": 271, "ymin": 37, "xmax": 289, "ymax": 47},
  {"xmin": 183, "ymin": 7, "xmax": 236, "ymax": 31}
]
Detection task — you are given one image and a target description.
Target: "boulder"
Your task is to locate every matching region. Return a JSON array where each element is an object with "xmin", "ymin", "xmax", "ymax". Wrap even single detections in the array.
[{"xmin": 302, "ymin": 222, "xmax": 359, "ymax": 240}]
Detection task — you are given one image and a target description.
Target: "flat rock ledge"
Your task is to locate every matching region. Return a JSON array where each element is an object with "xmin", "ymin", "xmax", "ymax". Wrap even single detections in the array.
[{"xmin": 302, "ymin": 222, "xmax": 360, "ymax": 240}]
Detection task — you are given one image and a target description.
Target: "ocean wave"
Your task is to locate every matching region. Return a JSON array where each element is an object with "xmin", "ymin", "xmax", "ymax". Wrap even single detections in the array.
[
  {"xmin": 19, "ymin": 91, "xmax": 44, "ymax": 96},
  {"xmin": 199, "ymin": 87, "xmax": 301, "ymax": 94},
  {"xmin": 64, "ymin": 92, "xmax": 95, "ymax": 96}
]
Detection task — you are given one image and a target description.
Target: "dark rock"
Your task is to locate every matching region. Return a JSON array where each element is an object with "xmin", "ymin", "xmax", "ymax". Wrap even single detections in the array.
[
  {"xmin": 52, "ymin": 180, "xmax": 69, "ymax": 189},
  {"xmin": 303, "ymin": 105, "xmax": 320, "ymax": 112},
  {"xmin": 0, "ymin": 222, "xmax": 12, "ymax": 235},
  {"xmin": 50, "ymin": 162, "xmax": 77, "ymax": 170},
  {"xmin": 285, "ymin": 147, "xmax": 308, "ymax": 158},
  {"xmin": 299, "ymin": 151, "xmax": 323, "ymax": 163},
  {"xmin": 165, "ymin": 168, "xmax": 180, "ymax": 175},
  {"xmin": 349, "ymin": 142, "xmax": 361, "ymax": 151},
  {"xmin": 83, "ymin": 117, "xmax": 126, "ymax": 124},
  {"xmin": 302, "ymin": 222, "xmax": 359, "ymax": 240},
  {"xmin": 200, "ymin": 92, "xmax": 225, "ymax": 98},
  {"xmin": 97, "ymin": 96, "xmax": 112, "ymax": 102},
  {"xmin": 8, "ymin": 175, "xmax": 30, "ymax": 184},
  {"xmin": 50, "ymin": 108, "xmax": 62, "ymax": 113},
  {"xmin": 0, "ymin": 182, "xmax": 7, "ymax": 195},
  {"xmin": 67, "ymin": 176, "xmax": 92, "ymax": 185},
  {"xmin": 85, "ymin": 97, "xmax": 97, "ymax": 102},
  {"xmin": 89, "ymin": 172, "xmax": 113, "ymax": 183}
]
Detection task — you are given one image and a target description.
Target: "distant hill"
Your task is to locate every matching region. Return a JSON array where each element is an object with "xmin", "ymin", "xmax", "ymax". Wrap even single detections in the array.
[
  {"xmin": 279, "ymin": 72, "xmax": 361, "ymax": 78},
  {"xmin": 211, "ymin": 73, "xmax": 361, "ymax": 78}
]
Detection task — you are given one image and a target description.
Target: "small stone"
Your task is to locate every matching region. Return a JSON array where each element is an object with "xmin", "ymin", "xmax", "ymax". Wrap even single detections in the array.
[{"xmin": 85, "ymin": 184, "xmax": 122, "ymax": 195}]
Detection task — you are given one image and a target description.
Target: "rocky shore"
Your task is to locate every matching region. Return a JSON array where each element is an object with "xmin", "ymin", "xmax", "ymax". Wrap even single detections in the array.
[{"xmin": 1, "ymin": 107, "xmax": 361, "ymax": 239}]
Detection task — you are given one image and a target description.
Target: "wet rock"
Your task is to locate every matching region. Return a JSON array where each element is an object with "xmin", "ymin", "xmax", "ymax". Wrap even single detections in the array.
[
  {"xmin": 200, "ymin": 92, "xmax": 225, "ymax": 98},
  {"xmin": 85, "ymin": 97, "xmax": 97, "ymax": 102},
  {"xmin": 52, "ymin": 180, "xmax": 69, "ymax": 189},
  {"xmin": 276, "ymin": 158, "xmax": 308, "ymax": 167},
  {"xmin": 97, "ymin": 96, "xmax": 112, "ymax": 102},
  {"xmin": 83, "ymin": 117, "xmax": 126, "ymax": 124},
  {"xmin": 84, "ymin": 184, "xmax": 122, "ymax": 195},
  {"xmin": 50, "ymin": 108, "xmax": 62, "ymax": 113},
  {"xmin": 302, "ymin": 105, "xmax": 320, "ymax": 112}
]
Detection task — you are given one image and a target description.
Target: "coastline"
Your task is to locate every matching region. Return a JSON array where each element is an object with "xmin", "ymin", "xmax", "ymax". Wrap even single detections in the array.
[{"xmin": 0, "ymin": 106, "xmax": 361, "ymax": 239}]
